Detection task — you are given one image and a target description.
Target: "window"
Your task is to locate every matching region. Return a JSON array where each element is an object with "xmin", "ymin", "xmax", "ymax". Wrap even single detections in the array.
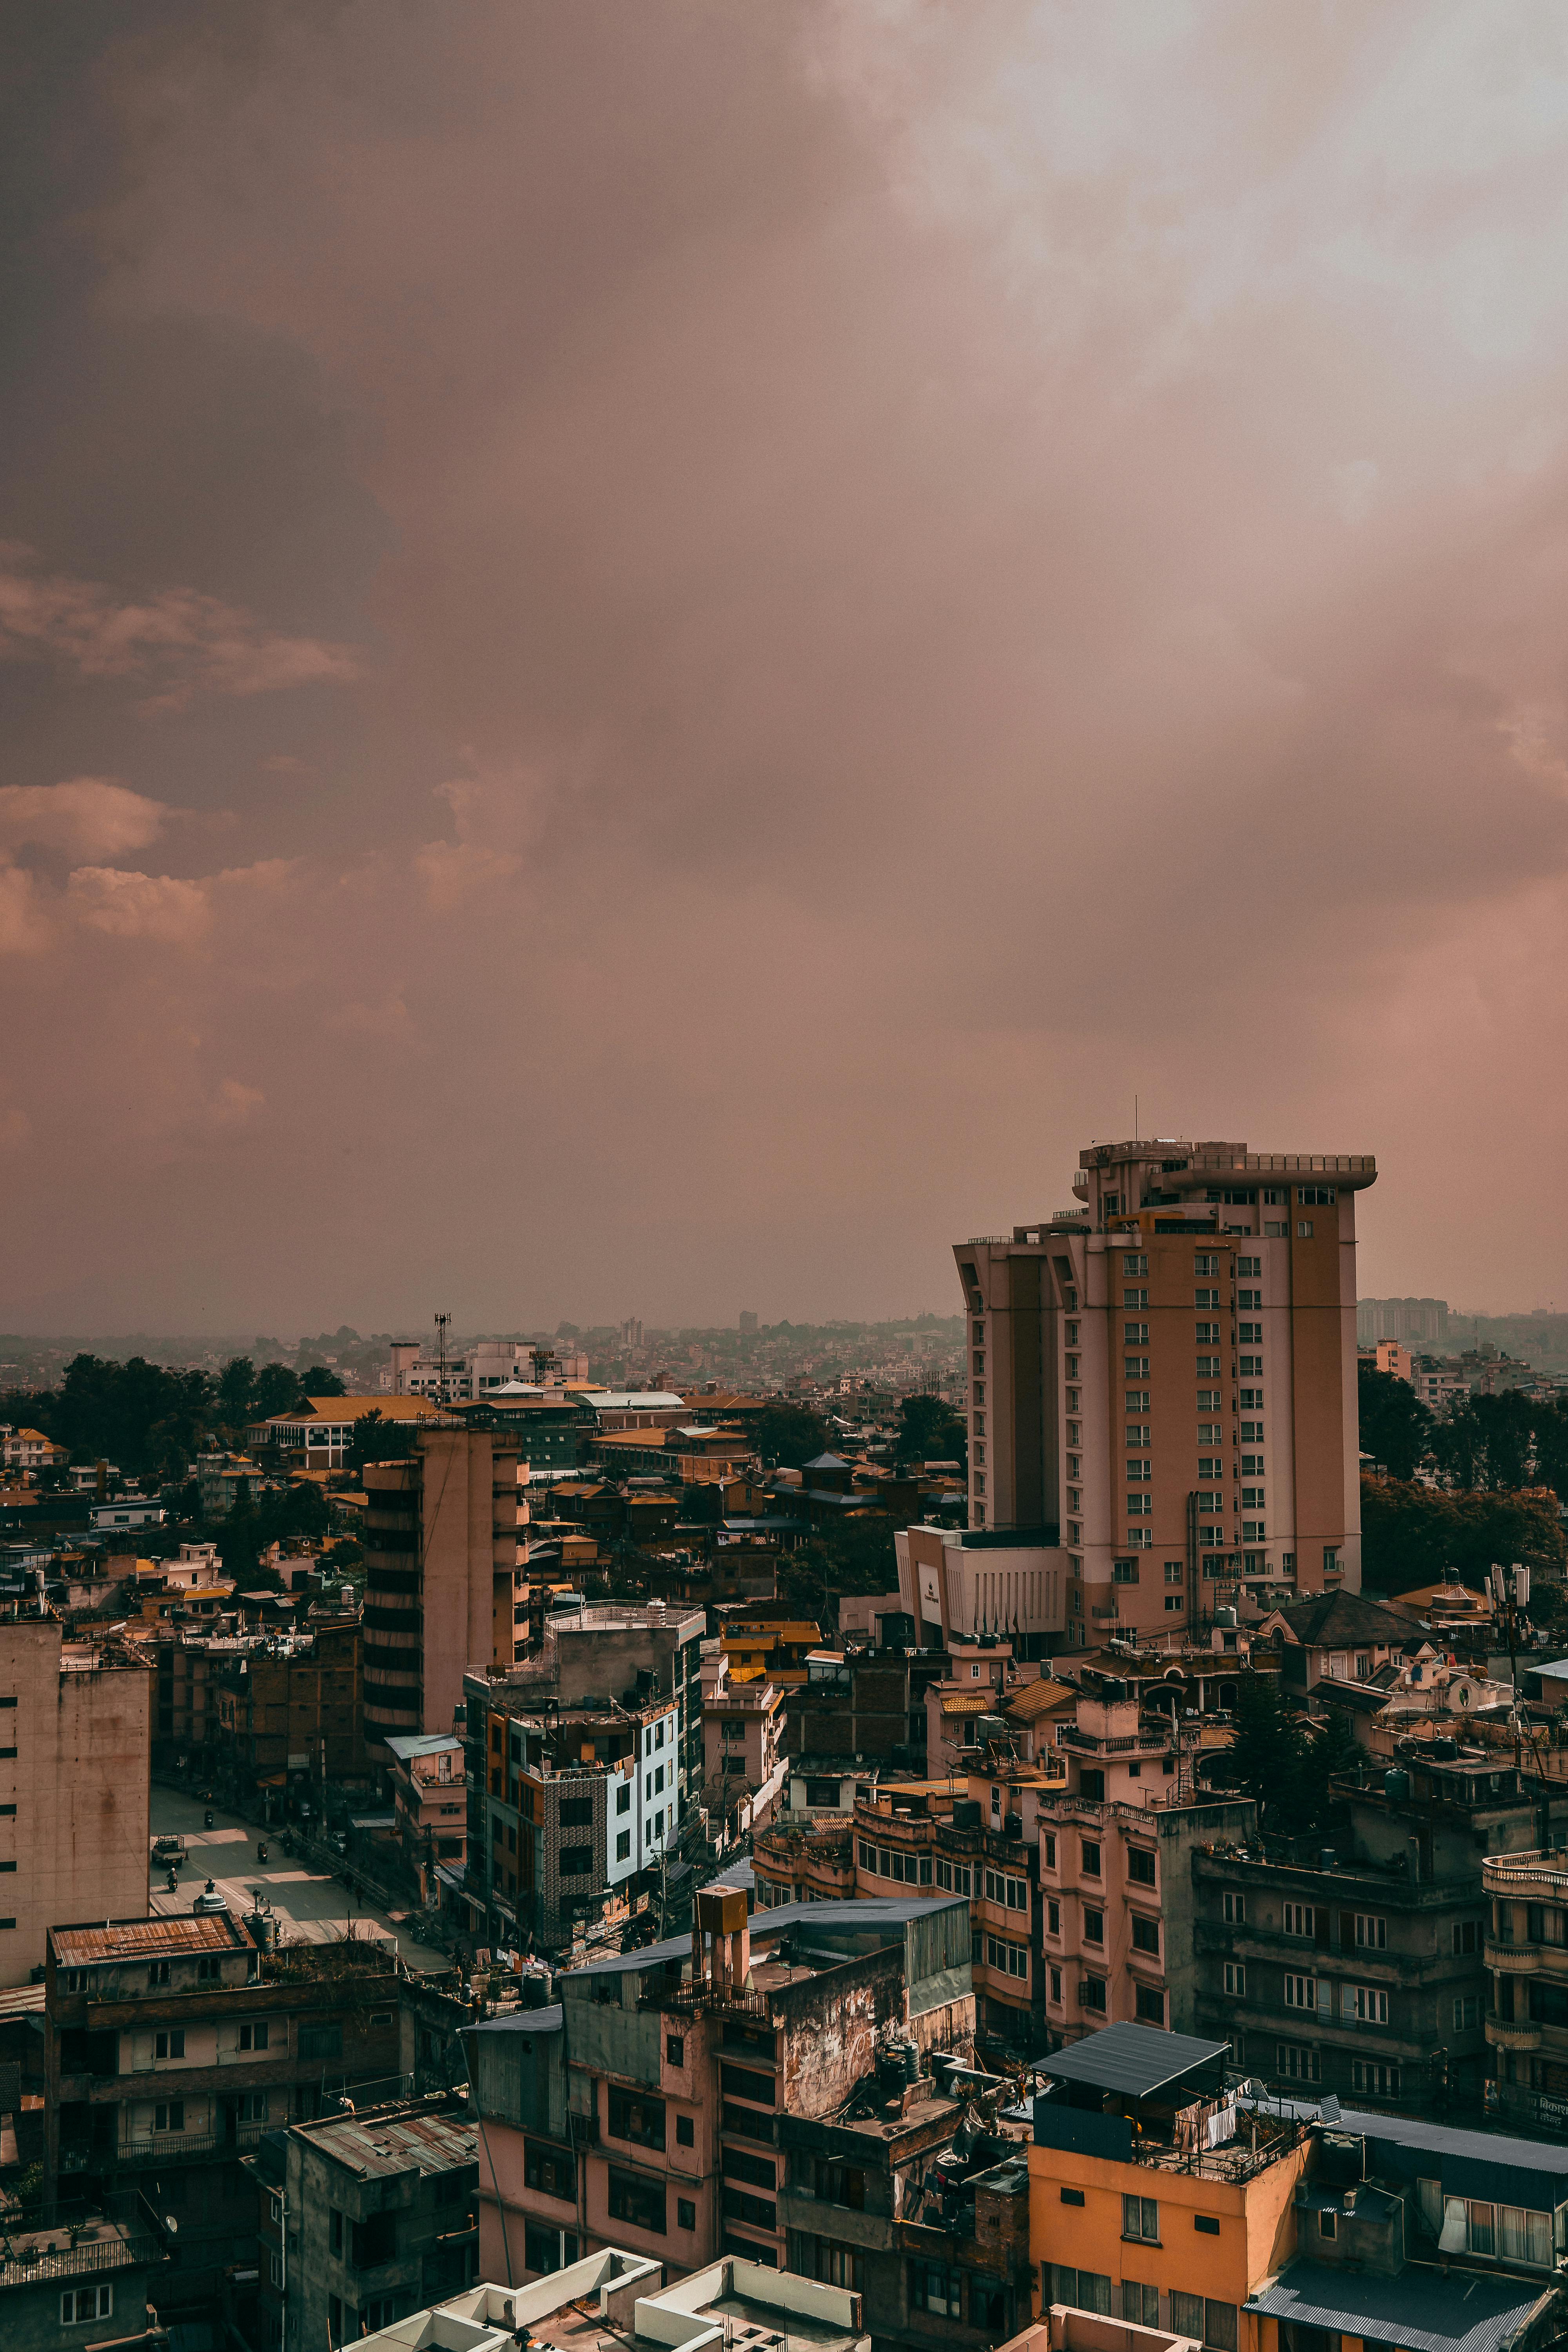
[
  {"xmin": 1135, "ymin": 1984, "xmax": 1165, "ymax": 2023},
  {"xmin": 524, "ymin": 2142, "xmax": 573, "ymax": 2199},
  {"xmin": 61, "ymin": 2286, "xmax": 114, "ymax": 2325},
  {"xmin": 147, "ymin": 1961, "xmax": 170, "ymax": 1989},
  {"xmin": 1297, "ymin": 1220, "xmax": 1313, "ymax": 1238},
  {"xmin": 154, "ymin": 2029, "xmax": 184, "ymax": 2060},
  {"xmin": 1283, "ymin": 1902, "xmax": 1314, "ymax": 1938},
  {"xmin": 1164, "ymin": 1592, "xmax": 1184, "ymax": 1612},
  {"xmin": 799, "ymin": 2237, "xmax": 863, "ymax": 2289},
  {"xmin": 558, "ymin": 1845, "xmax": 593, "ymax": 1879},
  {"xmin": 1197, "ymin": 1455, "xmax": 1222, "ymax": 1480},
  {"xmin": 984, "ymin": 1870, "xmax": 1028, "ymax": 1911},
  {"xmin": 154, "ymin": 2101, "xmax": 185, "ymax": 2133},
  {"xmin": 1223, "ymin": 1961, "xmax": 1246, "ymax": 1996},
  {"xmin": 1042, "ymin": 1833, "xmax": 1056, "ymax": 1869},
  {"xmin": 1114, "ymin": 1558, "xmax": 1141, "ymax": 1579},
  {"xmin": 608, "ymin": 2169, "xmax": 665, "ymax": 2235},
  {"xmin": 1081, "ymin": 1975, "xmax": 1107, "ymax": 2013},
  {"xmin": 1047, "ymin": 1899, "xmax": 1060, "ymax": 1934},
  {"xmin": 720, "ymin": 2063, "xmax": 774, "ymax": 2106},
  {"xmin": 986, "ymin": 1936, "xmax": 1028, "ymax": 1979},
  {"xmin": 909, "ymin": 2262, "xmax": 963, "ymax": 2317},
  {"xmin": 1172, "ymin": 2293, "xmax": 1238, "ymax": 2352},
  {"xmin": 1124, "ymin": 1322, "xmax": 1149, "ymax": 1344},
  {"xmin": 1124, "ymin": 1288, "xmax": 1149, "ymax": 1309},
  {"xmin": 1050, "ymin": 1966, "xmax": 1062, "ymax": 2001},
  {"xmin": 1453, "ymin": 1918, "xmax": 1480, "ymax": 1955},
  {"xmin": 676, "ymin": 2198, "xmax": 696, "ymax": 2230},
  {"xmin": 1128, "ymin": 1846, "xmax": 1156, "ymax": 1885},
  {"xmin": 1284, "ymin": 1973, "xmax": 1316, "ymax": 2009},
  {"xmin": 1123, "ymin": 1254, "xmax": 1148, "ymax": 1276},
  {"xmin": 1454, "ymin": 1993, "xmax": 1479, "ymax": 2030},
  {"xmin": 1349, "ymin": 1984, "xmax": 1388, "ymax": 2025},
  {"xmin": 1082, "ymin": 1839, "xmax": 1101, "ymax": 1875},
  {"xmin": 616, "ymin": 1830, "xmax": 631, "ymax": 1861},
  {"xmin": 1127, "ymin": 1525, "xmax": 1152, "ymax": 1545},
  {"xmin": 811, "ymin": 2159, "xmax": 864, "ymax": 2207},
  {"xmin": 1196, "ymin": 1355, "xmax": 1220, "ymax": 1377},
  {"xmin": 666, "ymin": 2034, "xmax": 685, "ymax": 2067},
  {"xmin": 558, "ymin": 1796, "xmax": 594, "ymax": 1828},
  {"xmin": 1122, "ymin": 2282, "xmax": 1160, "ymax": 2327},
  {"xmin": 298, "ymin": 2023, "xmax": 343, "ymax": 2063},
  {"xmin": 1277, "ymin": 2042, "xmax": 1320, "ymax": 2082},
  {"xmin": 1195, "ymin": 1288, "xmax": 1219, "ymax": 1310},
  {"xmin": 1298, "ymin": 1186, "xmax": 1336, "ymax": 1205},
  {"xmin": 1352, "ymin": 2060, "xmax": 1401, "ymax": 2098},
  {"xmin": 1123, "ymin": 2194, "xmax": 1159, "ymax": 2243},
  {"xmin": 1195, "ymin": 1321, "xmax": 1220, "ymax": 1344},
  {"xmin": 1083, "ymin": 1908, "xmax": 1104, "ymax": 1945},
  {"xmin": 238, "ymin": 2021, "xmax": 269, "ymax": 2051},
  {"xmin": 1051, "ymin": 2269, "xmax": 1110, "ymax": 2316},
  {"xmin": 1126, "ymin": 1457, "xmax": 1151, "ymax": 1481},
  {"xmin": 1131, "ymin": 1915, "xmax": 1160, "ymax": 1955},
  {"xmin": 1126, "ymin": 1388, "xmax": 1149, "ymax": 1411},
  {"xmin": 238, "ymin": 2090, "xmax": 269, "ymax": 2122},
  {"xmin": 616, "ymin": 1782, "xmax": 631, "ymax": 1814}
]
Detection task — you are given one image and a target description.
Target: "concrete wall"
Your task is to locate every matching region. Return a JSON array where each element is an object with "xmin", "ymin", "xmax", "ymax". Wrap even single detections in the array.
[{"xmin": 0, "ymin": 1622, "xmax": 150, "ymax": 1989}]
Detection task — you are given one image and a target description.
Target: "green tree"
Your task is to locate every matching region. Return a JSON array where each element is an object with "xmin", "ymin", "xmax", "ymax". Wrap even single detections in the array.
[
  {"xmin": 1205, "ymin": 1671, "xmax": 1307, "ymax": 1830},
  {"xmin": 1359, "ymin": 1473, "xmax": 1566, "ymax": 1594},
  {"xmin": 347, "ymin": 1410, "xmax": 418, "ymax": 1477},
  {"xmin": 33, "ymin": 1353, "xmax": 215, "ymax": 1481},
  {"xmin": 253, "ymin": 1361, "xmax": 307, "ymax": 1418},
  {"xmin": 893, "ymin": 1392, "xmax": 967, "ymax": 1471},
  {"xmin": 300, "ymin": 1365, "xmax": 347, "ymax": 1397},
  {"xmin": 754, "ymin": 1404, "xmax": 830, "ymax": 1468},
  {"xmin": 216, "ymin": 1356, "xmax": 257, "ymax": 1434},
  {"xmin": 1357, "ymin": 1365, "xmax": 1433, "ymax": 1481}
]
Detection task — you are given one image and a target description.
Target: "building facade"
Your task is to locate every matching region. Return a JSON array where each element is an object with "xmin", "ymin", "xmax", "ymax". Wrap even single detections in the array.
[
  {"xmin": 952, "ymin": 1136, "xmax": 1375, "ymax": 1640},
  {"xmin": 362, "ymin": 1424, "xmax": 525, "ymax": 1753},
  {"xmin": 0, "ymin": 1615, "xmax": 152, "ymax": 1988}
]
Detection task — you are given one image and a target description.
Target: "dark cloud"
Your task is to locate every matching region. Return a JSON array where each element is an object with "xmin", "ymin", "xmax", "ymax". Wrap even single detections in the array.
[{"xmin": 4, "ymin": 2, "xmax": 1568, "ymax": 1328}]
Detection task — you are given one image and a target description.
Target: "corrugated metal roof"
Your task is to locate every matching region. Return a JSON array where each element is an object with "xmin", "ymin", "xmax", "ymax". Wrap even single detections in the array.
[
  {"xmin": 385, "ymin": 1732, "xmax": 464, "ymax": 1760},
  {"xmin": 52, "ymin": 1914, "xmax": 250, "ymax": 1964},
  {"xmin": 1335, "ymin": 2104, "xmax": 1568, "ymax": 2181},
  {"xmin": 1039, "ymin": 2022, "xmax": 1228, "ymax": 2099},
  {"xmin": 466, "ymin": 2004, "xmax": 563, "ymax": 2038},
  {"xmin": 1244, "ymin": 2260, "xmax": 1547, "ymax": 2352},
  {"xmin": 296, "ymin": 2104, "xmax": 475, "ymax": 2176},
  {"xmin": 563, "ymin": 1893, "xmax": 964, "ymax": 1980}
]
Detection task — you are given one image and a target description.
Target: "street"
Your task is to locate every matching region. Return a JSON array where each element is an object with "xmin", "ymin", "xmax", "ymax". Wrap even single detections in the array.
[{"xmin": 148, "ymin": 1786, "xmax": 449, "ymax": 1973}]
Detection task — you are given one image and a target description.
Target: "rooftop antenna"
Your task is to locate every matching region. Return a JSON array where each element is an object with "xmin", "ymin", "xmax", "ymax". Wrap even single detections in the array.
[{"xmin": 434, "ymin": 1312, "xmax": 451, "ymax": 1407}]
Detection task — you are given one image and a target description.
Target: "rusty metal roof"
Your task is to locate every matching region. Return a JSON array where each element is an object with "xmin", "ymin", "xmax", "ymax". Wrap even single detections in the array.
[
  {"xmin": 51, "ymin": 1914, "xmax": 252, "ymax": 1965},
  {"xmin": 294, "ymin": 2101, "xmax": 475, "ymax": 2177}
]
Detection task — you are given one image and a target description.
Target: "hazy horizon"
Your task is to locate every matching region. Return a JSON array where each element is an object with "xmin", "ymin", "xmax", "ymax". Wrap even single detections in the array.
[{"xmin": 7, "ymin": 6, "xmax": 1568, "ymax": 1331}]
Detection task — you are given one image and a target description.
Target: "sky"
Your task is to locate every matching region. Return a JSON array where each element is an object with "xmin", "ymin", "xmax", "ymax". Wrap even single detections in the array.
[{"xmin": 5, "ymin": 1, "xmax": 1568, "ymax": 1334}]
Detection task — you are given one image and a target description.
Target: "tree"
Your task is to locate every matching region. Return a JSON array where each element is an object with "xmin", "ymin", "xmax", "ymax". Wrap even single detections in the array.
[
  {"xmin": 300, "ymin": 1365, "xmax": 347, "ymax": 1397},
  {"xmin": 893, "ymin": 1392, "xmax": 966, "ymax": 1471},
  {"xmin": 216, "ymin": 1356, "xmax": 257, "ymax": 1432},
  {"xmin": 1356, "ymin": 1365, "xmax": 1433, "ymax": 1481},
  {"xmin": 253, "ymin": 1361, "xmax": 308, "ymax": 1418},
  {"xmin": 1204, "ymin": 1670, "xmax": 1307, "ymax": 1830},
  {"xmin": 1360, "ymin": 1473, "xmax": 1566, "ymax": 1594},
  {"xmin": 754, "ymin": 1404, "xmax": 829, "ymax": 1468},
  {"xmin": 347, "ymin": 1410, "xmax": 418, "ymax": 1477}
]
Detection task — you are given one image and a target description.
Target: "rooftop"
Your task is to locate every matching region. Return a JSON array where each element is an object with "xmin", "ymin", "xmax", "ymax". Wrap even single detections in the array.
[
  {"xmin": 1244, "ymin": 2261, "xmax": 1546, "ymax": 2352},
  {"xmin": 290, "ymin": 2096, "xmax": 475, "ymax": 2178},
  {"xmin": 1039, "ymin": 2022, "xmax": 1229, "ymax": 2102},
  {"xmin": 51, "ymin": 1913, "xmax": 253, "ymax": 1966}
]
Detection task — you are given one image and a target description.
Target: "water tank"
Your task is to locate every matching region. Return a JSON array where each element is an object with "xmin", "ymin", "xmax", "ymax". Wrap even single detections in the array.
[
  {"xmin": 1384, "ymin": 1768, "xmax": 1409, "ymax": 1800},
  {"xmin": 951, "ymin": 1800, "xmax": 983, "ymax": 1830},
  {"xmin": 1214, "ymin": 1607, "xmax": 1238, "ymax": 1628}
]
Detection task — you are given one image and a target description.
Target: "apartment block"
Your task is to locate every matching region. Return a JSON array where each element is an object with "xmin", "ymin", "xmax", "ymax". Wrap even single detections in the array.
[
  {"xmin": 462, "ymin": 1602, "xmax": 704, "ymax": 1951},
  {"xmin": 0, "ymin": 1615, "xmax": 152, "ymax": 1988},
  {"xmin": 362, "ymin": 1424, "xmax": 525, "ymax": 1752},
  {"xmin": 464, "ymin": 1884, "xmax": 973, "ymax": 2284},
  {"xmin": 0, "ymin": 2193, "xmax": 164, "ymax": 2352},
  {"xmin": 386, "ymin": 1731, "xmax": 468, "ymax": 1906},
  {"xmin": 951, "ymin": 1136, "xmax": 1375, "ymax": 1642},
  {"xmin": 1484, "ymin": 1844, "xmax": 1568, "ymax": 2136},
  {"xmin": 43, "ymin": 1912, "xmax": 404, "ymax": 2312},
  {"xmin": 1196, "ymin": 1748, "xmax": 1548, "ymax": 2114},
  {"xmin": 209, "ymin": 1616, "xmax": 367, "ymax": 1793},
  {"xmin": 249, "ymin": 2092, "xmax": 477, "ymax": 2348},
  {"xmin": 699, "ymin": 1648, "xmax": 785, "ymax": 1826}
]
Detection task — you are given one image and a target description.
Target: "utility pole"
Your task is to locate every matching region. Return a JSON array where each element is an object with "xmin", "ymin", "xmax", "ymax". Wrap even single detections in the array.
[{"xmin": 434, "ymin": 1312, "xmax": 452, "ymax": 1407}]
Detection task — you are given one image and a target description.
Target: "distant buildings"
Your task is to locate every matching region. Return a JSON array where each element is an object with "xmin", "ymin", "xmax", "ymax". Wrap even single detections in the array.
[{"xmin": 1358, "ymin": 1294, "xmax": 1450, "ymax": 1346}]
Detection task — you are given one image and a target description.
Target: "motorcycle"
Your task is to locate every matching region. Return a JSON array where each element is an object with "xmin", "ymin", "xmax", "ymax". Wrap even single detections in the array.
[
  {"xmin": 165, "ymin": 1867, "xmax": 178, "ymax": 1893},
  {"xmin": 203, "ymin": 1809, "xmax": 214, "ymax": 1829},
  {"xmin": 256, "ymin": 1842, "xmax": 269, "ymax": 1864}
]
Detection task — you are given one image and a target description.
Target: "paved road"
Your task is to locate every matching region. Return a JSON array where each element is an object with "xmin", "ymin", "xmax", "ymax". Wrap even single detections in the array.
[{"xmin": 148, "ymin": 1788, "xmax": 448, "ymax": 1973}]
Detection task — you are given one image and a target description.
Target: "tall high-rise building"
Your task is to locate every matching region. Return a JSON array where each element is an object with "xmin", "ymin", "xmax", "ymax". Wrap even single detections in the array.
[
  {"xmin": 1357, "ymin": 1294, "xmax": 1449, "ymax": 1347},
  {"xmin": 941, "ymin": 1135, "xmax": 1375, "ymax": 1642},
  {"xmin": 362, "ymin": 1425, "xmax": 524, "ymax": 1752}
]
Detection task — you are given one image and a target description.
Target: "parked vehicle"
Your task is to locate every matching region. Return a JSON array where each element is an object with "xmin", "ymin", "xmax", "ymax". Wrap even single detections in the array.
[
  {"xmin": 192, "ymin": 1879, "xmax": 227, "ymax": 1915},
  {"xmin": 256, "ymin": 1842, "xmax": 269, "ymax": 1864}
]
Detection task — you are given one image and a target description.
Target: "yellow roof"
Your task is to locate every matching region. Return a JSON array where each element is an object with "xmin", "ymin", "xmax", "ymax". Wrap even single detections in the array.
[
  {"xmin": 942, "ymin": 1692, "xmax": 990, "ymax": 1716},
  {"xmin": 1005, "ymin": 1678, "xmax": 1077, "ymax": 1721}
]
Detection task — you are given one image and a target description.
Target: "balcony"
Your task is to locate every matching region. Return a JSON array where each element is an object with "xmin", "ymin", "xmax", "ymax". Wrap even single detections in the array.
[
  {"xmin": 112, "ymin": 2120, "xmax": 273, "ymax": 2169},
  {"xmin": 1484, "ymin": 1852, "xmax": 1568, "ymax": 1899},
  {"xmin": 1485, "ymin": 1940, "xmax": 1552, "ymax": 1976},
  {"xmin": 1485, "ymin": 2022, "xmax": 1542, "ymax": 2054}
]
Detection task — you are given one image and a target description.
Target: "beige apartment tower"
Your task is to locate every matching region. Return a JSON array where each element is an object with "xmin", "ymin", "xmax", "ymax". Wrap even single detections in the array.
[
  {"xmin": 955, "ymin": 1136, "xmax": 1375, "ymax": 1641},
  {"xmin": 0, "ymin": 1615, "xmax": 152, "ymax": 1986},
  {"xmin": 362, "ymin": 1425, "xmax": 524, "ymax": 1753}
]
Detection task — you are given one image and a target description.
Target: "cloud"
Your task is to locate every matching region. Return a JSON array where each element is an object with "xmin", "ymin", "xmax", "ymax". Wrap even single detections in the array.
[
  {"xmin": 0, "ymin": 867, "xmax": 52, "ymax": 956},
  {"xmin": 210, "ymin": 1078, "xmax": 264, "ymax": 1129},
  {"xmin": 67, "ymin": 866, "xmax": 212, "ymax": 945},
  {"xmin": 0, "ymin": 778, "xmax": 169, "ymax": 860},
  {"xmin": 0, "ymin": 546, "xmax": 362, "ymax": 710}
]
